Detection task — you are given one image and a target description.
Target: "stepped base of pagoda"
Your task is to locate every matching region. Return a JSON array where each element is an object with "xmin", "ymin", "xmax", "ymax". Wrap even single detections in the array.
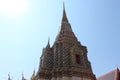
[{"xmin": 39, "ymin": 76, "xmax": 95, "ymax": 80}]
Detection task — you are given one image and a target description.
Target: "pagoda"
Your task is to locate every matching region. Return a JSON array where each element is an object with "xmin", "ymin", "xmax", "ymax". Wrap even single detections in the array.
[{"xmin": 34, "ymin": 3, "xmax": 96, "ymax": 80}]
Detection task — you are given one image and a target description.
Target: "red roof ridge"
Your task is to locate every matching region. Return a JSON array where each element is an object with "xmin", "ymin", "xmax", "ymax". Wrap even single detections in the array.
[{"xmin": 97, "ymin": 68, "xmax": 117, "ymax": 79}]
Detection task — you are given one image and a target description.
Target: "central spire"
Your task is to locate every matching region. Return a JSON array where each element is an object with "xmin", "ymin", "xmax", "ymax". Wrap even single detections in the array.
[
  {"xmin": 56, "ymin": 3, "xmax": 73, "ymax": 41},
  {"xmin": 62, "ymin": 2, "xmax": 69, "ymax": 23},
  {"xmin": 58, "ymin": 2, "xmax": 72, "ymax": 33}
]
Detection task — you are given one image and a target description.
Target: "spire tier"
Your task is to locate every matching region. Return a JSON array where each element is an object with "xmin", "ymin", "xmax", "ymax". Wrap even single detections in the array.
[{"xmin": 62, "ymin": 2, "xmax": 69, "ymax": 23}]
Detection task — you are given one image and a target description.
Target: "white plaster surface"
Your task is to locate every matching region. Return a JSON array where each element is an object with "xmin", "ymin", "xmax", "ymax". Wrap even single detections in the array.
[
  {"xmin": 57, "ymin": 77, "xmax": 62, "ymax": 80},
  {"xmin": 62, "ymin": 76, "xmax": 71, "ymax": 80}
]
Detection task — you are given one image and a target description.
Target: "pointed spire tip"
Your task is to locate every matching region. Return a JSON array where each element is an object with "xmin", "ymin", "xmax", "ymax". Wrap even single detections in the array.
[
  {"xmin": 63, "ymin": 1, "xmax": 65, "ymax": 10},
  {"xmin": 46, "ymin": 37, "xmax": 50, "ymax": 48},
  {"xmin": 62, "ymin": 2, "xmax": 68, "ymax": 23}
]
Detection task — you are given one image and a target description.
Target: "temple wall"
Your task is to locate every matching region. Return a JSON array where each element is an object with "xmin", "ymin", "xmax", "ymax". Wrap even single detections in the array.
[
  {"xmin": 51, "ymin": 77, "xmax": 57, "ymax": 80},
  {"xmin": 51, "ymin": 76, "xmax": 71, "ymax": 80},
  {"xmin": 72, "ymin": 77, "xmax": 91, "ymax": 80},
  {"xmin": 62, "ymin": 76, "xmax": 71, "ymax": 80},
  {"xmin": 51, "ymin": 76, "xmax": 92, "ymax": 80},
  {"xmin": 38, "ymin": 78, "xmax": 53, "ymax": 80},
  {"xmin": 72, "ymin": 76, "xmax": 81, "ymax": 80},
  {"xmin": 57, "ymin": 77, "xmax": 62, "ymax": 80},
  {"xmin": 83, "ymin": 78, "xmax": 91, "ymax": 80}
]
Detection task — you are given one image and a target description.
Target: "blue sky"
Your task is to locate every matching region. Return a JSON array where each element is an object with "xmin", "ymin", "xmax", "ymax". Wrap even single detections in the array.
[{"xmin": 0, "ymin": 0, "xmax": 120, "ymax": 80}]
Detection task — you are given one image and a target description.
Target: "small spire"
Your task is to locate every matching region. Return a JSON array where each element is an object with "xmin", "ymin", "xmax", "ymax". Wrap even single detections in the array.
[
  {"xmin": 31, "ymin": 69, "xmax": 36, "ymax": 80},
  {"xmin": 22, "ymin": 73, "xmax": 26, "ymax": 80},
  {"xmin": 48, "ymin": 37, "xmax": 50, "ymax": 45},
  {"xmin": 22, "ymin": 72, "xmax": 24, "ymax": 80},
  {"xmin": 115, "ymin": 66, "xmax": 119, "ymax": 80},
  {"xmin": 8, "ymin": 72, "xmax": 11, "ymax": 80},
  {"xmin": 46, "ymin": 37, "xmax": 50, "ymax": 48},
  {"xmin": 62, "ymin": 2, "xmax": 68, "ymax": 23},
  {"xmin": 116, "ymin": 65, "xmax": 119, "ymax": 71},
  {"xmin": 33, "ymin": 68, "xmax": 35, "ymax": 75}
]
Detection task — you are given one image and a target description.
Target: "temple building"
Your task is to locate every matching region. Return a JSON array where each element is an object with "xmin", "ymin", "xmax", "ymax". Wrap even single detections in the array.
[
  {"xmin": 5, "ymin": 3, "xmax": 120, "ymax": 80},
  {"xmin": 7, "ymin": 73, "xmax": 27, "ymax": 80},
  {"xmin": 97, "ymin": 67, "xmax": 120, "ymax": 80},
  {"xmin": 32, "ymin": 3, "xmax": 96, "ymax": 80}
]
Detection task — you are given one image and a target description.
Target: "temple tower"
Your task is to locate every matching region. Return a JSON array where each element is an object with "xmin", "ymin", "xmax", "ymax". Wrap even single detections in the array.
[{"xmin": 35, "ymin": 3, "xmax": 96, "ymax": 80}]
